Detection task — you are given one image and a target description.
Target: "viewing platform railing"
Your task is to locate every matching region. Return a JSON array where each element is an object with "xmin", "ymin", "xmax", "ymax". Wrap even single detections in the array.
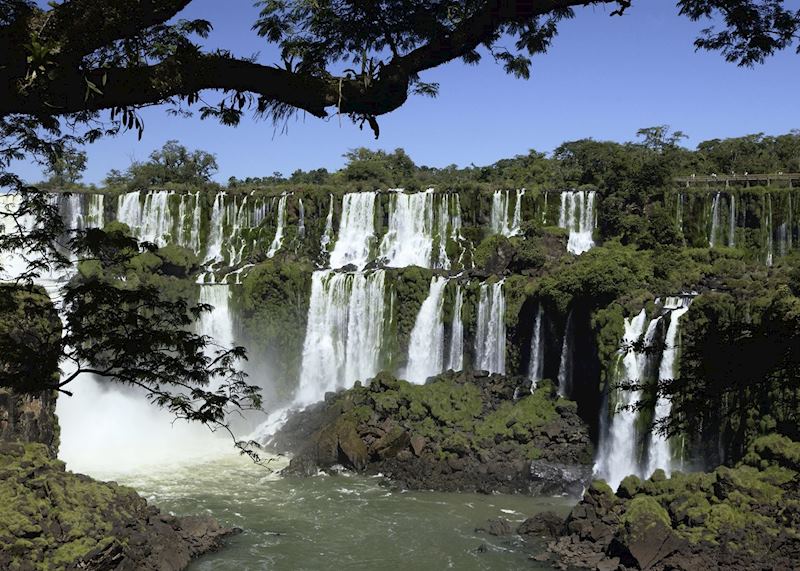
[{"xmin": 674, "ymin": 173, "xmax": 800, "ymax": 189}]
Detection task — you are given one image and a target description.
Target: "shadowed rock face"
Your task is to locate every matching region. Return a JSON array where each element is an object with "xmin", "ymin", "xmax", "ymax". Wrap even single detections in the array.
[
  {"xmin": 0, "ymin": 389, "xmax": 59, "ymax": 457},
  {"xmin": 270, "ymin": 370, "xmax": 594, "ymax": 494}
]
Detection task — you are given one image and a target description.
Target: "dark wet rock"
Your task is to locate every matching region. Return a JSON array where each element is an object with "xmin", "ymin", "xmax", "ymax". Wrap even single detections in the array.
[
  {"xmin": 517, "ymin": 511, "xmax": 564, "ymax": 538},
  {"xmin": 476, "ymin": 517, "xmax": 513, "ymax": 536},
  {"xmin": 272, "ymin": 371, "xmax": 594, "ymax": 494}
]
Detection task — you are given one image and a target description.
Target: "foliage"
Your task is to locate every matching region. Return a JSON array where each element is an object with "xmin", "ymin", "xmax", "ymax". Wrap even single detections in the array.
[{"xmin": 108, "ymin": 140, "xmax": 218, "ymax": 191}]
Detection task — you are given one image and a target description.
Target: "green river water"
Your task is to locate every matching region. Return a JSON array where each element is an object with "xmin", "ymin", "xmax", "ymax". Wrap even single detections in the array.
[{"xmin": 90, "ymin": 453, "xmax": 575, "ymax": 571}]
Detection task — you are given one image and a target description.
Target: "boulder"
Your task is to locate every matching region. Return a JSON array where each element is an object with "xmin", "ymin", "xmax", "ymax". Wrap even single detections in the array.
[
  {"xmin": 410, "ymin": 435, "xmax": 426, "ymax": 456},
  {"xmin": 369, "ymin": 425, "xmax": 410, "ymax": 460},
  {"xmin": 518, "ymin": 511, "xmax": 564, "ymax": 538},
  {"xmin": 476, "ymin": 517, "xmax": 513, "ymax": 536}
]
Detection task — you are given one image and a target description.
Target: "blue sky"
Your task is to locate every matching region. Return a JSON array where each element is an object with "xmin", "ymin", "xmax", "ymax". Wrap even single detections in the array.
[{"xmin": 19, "ymin": 1, "xmax": 800, "ymax": 184}]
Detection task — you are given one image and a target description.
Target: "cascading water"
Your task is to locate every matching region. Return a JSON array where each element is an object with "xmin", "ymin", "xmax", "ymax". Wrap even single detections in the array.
[
  {"xmin": 558, "ymin": 190, "xmax": 596, "ymax": 254},
  {"xmin": 474, "ymin": 281, "xmax": 506, "ymax": 374},
  {"xmin": 594, "ymin": 310, "xmax": 652, "ymax": 489},
  {"xmin": 447, "ymin": 284, "xmax": 464, "ymax": 372},
  {"xmin": 320, "ymin": 194, "xmax": 335, "ymax": 254},
  {"xmin": 117, "ymin": 191, "xmax": 172, "ymax": 246},
  {"xmin": 329, "ymin": 192, "xmax": 377, "ymax": 270},
  {"xmin": 266, "ymin": 194, "xmax": 288, "ymax": 258},
  {"xmin": 298, "ymin": 198, "xmax": 306, "ymax": 239},
  {"xmin": 295, "ymin": 270, "xmax": 386, "ymax": 405},
  {"xmin": 377, "ymin": 190, "xmax": 462, "ymax": 269},
  {"xmin": 728, "ymin": 193, "xmax": 736, "ymax": 247},
  {"xmin": 490, "ymin": 190, "xmax": 524, "ymax": 237},
  {"xmin": 709, "ymin": 192, "xmax": 721, "ymax": 247},
  {"xmin": 647, "ymin": 297, "xmax": 692, "ymax": 477},
  {"xmin": 528, "ymin": 305, "xmax": 544, "ymax": 389},
  {"xmin": 405, "ymin": 277, "xmax": 448, "ymax": 383},
  {"xmin": 205, "ymin": 192, "xmax": 226, "ymax": 264}
]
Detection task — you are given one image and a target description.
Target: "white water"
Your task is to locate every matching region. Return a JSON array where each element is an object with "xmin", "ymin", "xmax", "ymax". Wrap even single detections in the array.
[
  {"xmin": 266, "ymin": 195, "xmax": 288, "ymax": 258},
  {"xmin": 490, "ymin": 190, "xmax": 524, "ymax": 237},
  {"xmin": 474, "ymin": 281, "xmax": 506, "ymax": 374},
  {"xmin": 295, "ymin": 270, "xmax": 386, "ymax": 405},
  {"xmin": 297, "ymin": 198, "xmax": 306, "ymax": 239},
  {"xmin": 405, "ymin": 277, "xmax": 448, "ymax": 383},
  {"xmin": 377, "ymin": 190, "xmax": 461, "ymax": 269},
  {"xmin": 647, "ymin": 297, "xmax": 691, "ymax": 477},
  {"xmin": 329, "ymin": 192, "xmax": 377, "ymax": 270},
  {"xmin": 205, "ymin": 192, "xmax": 226, "ymax": 264},
  {"xmin": 320, "ymin": 194, "xmax": 335, "ymax": 254},
  {"xmin": 28, "ymin": 201, "xmax": 236, "ymax": 474},
  {"xmin": 709, "ymin": 192, "xmax": 721, "ymax": 247},
  {"xmin": 594, "ymin": 310, "xmax": 651, "ymax": 489},
  {"xmin": 556, "ymin": 312, "xmax": 573, "ymax": 397},
  {"xmin": 728, "ymin": 193, "xmax": 736, "ymax": 247},
  {"xmin": 528, "ymin": 305, "xmax": 545, "ymax": 389},
  {"xmin": 447, "ymin": 284, "xmax": 464, "ymax": 371},
  {"xmin": 117, "ymin": 191, "xmax": 174, "ymax": 246},
  {"xmin": 558, "ymin": 190, "xmax": 596, "ymax": 254}
]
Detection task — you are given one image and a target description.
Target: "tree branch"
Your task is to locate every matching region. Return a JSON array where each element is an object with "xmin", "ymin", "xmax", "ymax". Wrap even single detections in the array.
[{"xmin": 43, "ymin": 0, "xmax": 193, "ymax": 60}]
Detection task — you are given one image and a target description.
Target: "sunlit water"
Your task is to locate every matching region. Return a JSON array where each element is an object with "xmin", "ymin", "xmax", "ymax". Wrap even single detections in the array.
[{"xmin": 88, "ymin": 453, "xmax": 574, "ymax": 571}]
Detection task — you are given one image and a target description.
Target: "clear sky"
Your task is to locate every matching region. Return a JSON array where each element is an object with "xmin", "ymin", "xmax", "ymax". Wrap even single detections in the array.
[{"xmin": 18, "ymin": 1, "xmax": 800, "ymax": 184}]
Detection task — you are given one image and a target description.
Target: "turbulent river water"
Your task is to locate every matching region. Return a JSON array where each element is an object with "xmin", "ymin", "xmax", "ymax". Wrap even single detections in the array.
[{"xmin": 76, "ymin": 450, "xmax": 573, "ymax": 571}]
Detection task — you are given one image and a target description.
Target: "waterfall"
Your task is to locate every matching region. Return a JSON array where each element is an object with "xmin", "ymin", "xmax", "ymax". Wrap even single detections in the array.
[
  {"xmin": 709, "ymin": 192, "xmax": 721, "ymax": 247},
  {"xmin": 205, "ymin": 192, "xmax": 225, "ymax": 263},
  {"xmin": 117, "ymin": 191, "xmax": 174, "ymax": 246},
  {"xmin": 196, "ymin": 285, "xmax": 235, "ymax": 349},
  {"xmin": 766, "ymin": 193, "xmax": 774, "ymax": 266},
  {"xmin": 320, "ymin": 194, "xmax": 335, "ymax": 254},
  {"xmin": 490, "ymin": 190, "xmax": 524, "ymax": 237},
  {"xmin": 594, "ymin": 310, "xmax": 652, "ymax": 489},
  {"xmin": 378, "ymin": 190, "xmax": 436, "ymax": 267},
  {"xmin": 405, "ymin": 277, "xmax": 448, "ymax": 384},
  {"xmin": 647, "ymin": 297, "xmax": 692, "ymax": 477},
  {"xmin": 474, "ymin": 281, "xmax": 506, "ymax": 374},
  {"xmin": 528, "ymin": 305, "xmax": 544, "ymax": 389},
  {"xmin": 728, "ymin": 193, "xmax": 736, "ymax": 247},
  {"xmin": 266, "ymin": 194, "xmax": 288, "ymax": 258},
  {"xmin": 542, "ymin": 191, "xmax": 549, "ymax": 225},
  {"xmin": 296, "ymin": 270, "xmax": 386, "ymax": 405},
  {"xmin": 298, "ymin": 198, "xmax": 306, "ymax": 239},
  {"xmin": 556, "ymin": 311, "xmax": 573, "ymax": 397},
  {"xmin": 377, "ymin": 190, "xmax": 461, "ymax": 269},
  {"xmin": 435, "ymin": 194, "xmax": 462, "ymax": 269},
  {"xmin": 189, "ymin": 192, "xmax": 202, "ymax": 253},
  {"xmin": 329, "ymin": 192, "xmax": 376, "ymax": 270},
  {"xmin": 558, "ymin": 190, "xmax": 596, "ymax": 254},
  {"xmin": 676, "ymin": 193, "xmax": 684, "ymax": 233},
  {"xmin": 447, "ymin": 284, "xmax": 464, "ymax": 371}
]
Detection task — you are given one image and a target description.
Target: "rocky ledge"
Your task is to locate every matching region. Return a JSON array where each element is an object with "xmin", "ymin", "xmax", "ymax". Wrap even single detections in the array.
[
  {"xmin": 0, "ymin": 442, "xmax": 238, "ymax": 571},
  {"xmin": 270, "ymin": 370, "xmax": 594, "ymax": 494},
  {"xmin": 518, "ymin": 434, "xmax": 800, "ymax": 571}
]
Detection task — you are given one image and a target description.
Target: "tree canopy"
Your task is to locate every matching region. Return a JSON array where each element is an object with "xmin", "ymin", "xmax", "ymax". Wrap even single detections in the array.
[{"xmin": 1, "ymin": 1, "xmax": 799, "ymax": 137}]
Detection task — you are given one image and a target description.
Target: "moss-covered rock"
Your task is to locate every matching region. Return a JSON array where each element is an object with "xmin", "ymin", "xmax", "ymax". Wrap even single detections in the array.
[
  {"xmin": 547, "ymin": 434, "xmax": 800, "ymax": 571},
  {"xmin": 272, "ymin": 370, "xmax": 593, "ymax": 494},
  {"xmin": 0, "ymin": 443, "xmax": 237, "ymax": 571}
]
